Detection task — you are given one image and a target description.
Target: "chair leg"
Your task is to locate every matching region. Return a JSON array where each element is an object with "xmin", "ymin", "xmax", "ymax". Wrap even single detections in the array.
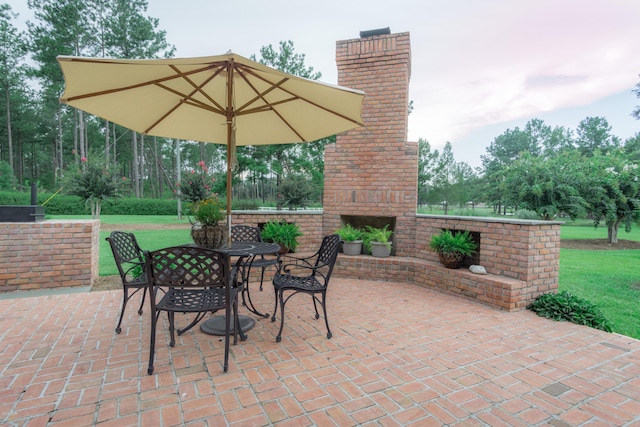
[
  {"xmin": 168, "ymin": 312, "xmax": 176, "ymax": 347},
  {"xmin": 275, "ymin": 289, "xmax": 287, "ymax": 343},
  {"xmin": 137, "ymin": 287, "xmax": 146, "ymax": 315},
  {"xmin": 312, "ymin": 295, "xmax": 320, "ymax": 319},
  {"xmin": 148, "ymin": 312, "xmax": 158, "ymax": 375},
  {"xmin": 321, "ymin": 291, "xmax": 332, "ymax": 339},
  {"xmin": 115, "ymin": 289, "xmax": 129, "ymax": 334},
  {"xmin": 259, "ymin": 267, "xmax": 266, "ymax": 291},
  {"xmin": 271, "ymin": 285, "xmax": 279, "ymax": 323},
  {"xmin": 223, "ymin": 303, "xmax": 231, "ymax": 372}
]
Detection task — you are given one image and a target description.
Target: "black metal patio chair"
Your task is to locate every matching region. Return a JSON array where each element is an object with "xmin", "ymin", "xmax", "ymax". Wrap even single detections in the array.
[
  {"xmin": 144, "ymin": 245, "xmax": 241, "ymax": 375},
  {"xmin": 271, "ymin": 234, "xmax": 342, "ymax": 342},
  {"xmin": 106, "ymin": 231, "xmax": 148, "ymax": 334},
  {"xmin": 231, "ymin": 224, "xmax": 280, "ymax": 292}
]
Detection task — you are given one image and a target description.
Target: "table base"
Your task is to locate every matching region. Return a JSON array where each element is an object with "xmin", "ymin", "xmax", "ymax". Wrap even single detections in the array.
[{"xmin": 200, "ymin": 315, "xmax": 255, "ymax": 336}]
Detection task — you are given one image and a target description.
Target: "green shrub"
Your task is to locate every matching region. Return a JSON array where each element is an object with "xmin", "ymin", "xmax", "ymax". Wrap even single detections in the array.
[
  {"xmin": 102, "ymin": 197, "xmax": 177, "ymax": 215},
  {"xmin": 261, "ymin": 219, "xmax": 302, "ymax": 252},
  {"xmin": 335, "ymin": 223, "xmax": 363, "ymax": 242},
  {"xmin": 515, "ymin": 209, "xmax": 540, "ymax": 220},
  {"xmin": 528, "ymin": 291, "xmax": 612, "ymax": 332},
  {"xmin": 363, "ymin": 224, "xmax": 393, "ymax": 251},
  {"xmin": 429, "ymin": 229, "xmax": 477, "ymax": 256},
  {"xmin": 449, "ymin": 208, "xmax": 486, "ymax": 217},
  {"xmin": 232, "ymin": 198, "xmax": 259, "ymax": 210},
  {"xmin": 0, "ymin": 191, "xmax": 179, "ymax": 215}
]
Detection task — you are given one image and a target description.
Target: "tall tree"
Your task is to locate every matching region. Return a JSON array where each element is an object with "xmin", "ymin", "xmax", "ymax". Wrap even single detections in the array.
[
  {"xmin": 481, "ymin": 126, "xmax": 537, "ymax": 214},
  {"xmin": 502, "ymin": 151, "xmax": 586, "ymax": 220},
  {"xmin": 632, "ymin": 74, "xmax": 640, "ymax": 120},
  {"xmin": 581, "ymin": 151, "xmax": 640, "ymax": 243},
  {"xmin": 103, "ymin": 0, "xmax": 174, "ymax": 59},
  {"xmin": 623, "ymin": 133, "xmax": 640, "ymax": 162},
  {"xmin": 417, "ymin": 138, "xmax": 439, "ymax": 206},
  {"xmin": 101, "ymin": 0, "xmax": 174, "ymax": 197},
  {"xmin": 28, "ymin": 0, "xmax": 97, "ymax": 183},
  {"xmin": 0, "ymin": 4, "xmax": 27, "ymax": 174},
  {"xmin": 249, "ymin": 40, "xmax": 324, "ymax": 195},
  {"xmin": 433, "ymin": 142, "xmax": 456, "ymax": 214},
  {"xmin": 575, "ymin": 116, "xmax": 620, "ymax": 156}
]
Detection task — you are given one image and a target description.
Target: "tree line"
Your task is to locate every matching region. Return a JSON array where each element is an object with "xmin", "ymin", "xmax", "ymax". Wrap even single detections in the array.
[
  {"xmin": 0, "ymin": 1, "xmax": 326, "ymax": 206},
  {"xmin": 1, "ymin": 1, "xmax": 639, "ymax": 243},
  {"xmin": 419, "ymin": 115, "xmax": 640, "ymax": 243}
]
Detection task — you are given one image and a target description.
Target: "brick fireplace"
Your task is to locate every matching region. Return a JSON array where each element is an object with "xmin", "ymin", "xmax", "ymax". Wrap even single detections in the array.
[{"xmin": 323, "ymin": 30, "xmax": 417, "ymax": 257}]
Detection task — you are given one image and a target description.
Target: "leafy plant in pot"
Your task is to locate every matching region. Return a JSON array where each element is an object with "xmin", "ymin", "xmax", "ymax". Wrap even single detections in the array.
[
  {"xmin": 364, "ymin": 224, "xmax": 393, "ymax": 257},
  {"xmin": 429, "ymin": 229, "xmax": 477, "ymax": 269},
  {"xmin": 335, "ymin": 223, "xmax": 363, "ymax": 255},
  {"xmin": 261, "ymin": 219, "xmax": 302, "ymax": 255},
  {"xmin": 189, "ymin": 196, "xmax": 227, "ymax": 248}
]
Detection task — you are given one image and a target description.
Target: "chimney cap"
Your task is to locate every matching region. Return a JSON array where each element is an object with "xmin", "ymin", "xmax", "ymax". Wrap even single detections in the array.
[{"xmin": 360, "ymin": 28, "xmax": 391, "ymax": 38}]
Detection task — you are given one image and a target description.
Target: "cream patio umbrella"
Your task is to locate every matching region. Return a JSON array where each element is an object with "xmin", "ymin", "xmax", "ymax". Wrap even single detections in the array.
[{"xmin": 57, "ymin": 52, "xmax": 365, "ymax": 240}]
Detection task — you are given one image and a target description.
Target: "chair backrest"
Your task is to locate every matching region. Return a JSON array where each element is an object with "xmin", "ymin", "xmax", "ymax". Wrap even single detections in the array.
[
  {"xmin": 106, "ymin": 231, "xmax": 146, "ymax": 284},
  {"xmin": 313, "ymin": 234, "xmax": 343, "ymax": 281},
  {"xmin": 231, "ymin": 225, "xmax": 262, "ymax": 243},
  {"xmin": 145, "ymin": 245, "xmax": 229, "ymax": 290}
]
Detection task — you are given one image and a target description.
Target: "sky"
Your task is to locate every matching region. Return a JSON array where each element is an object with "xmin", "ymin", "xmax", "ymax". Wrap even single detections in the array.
[{"xmin": 10, "ymin": 0, "xmax": 640, "ymax": 167}]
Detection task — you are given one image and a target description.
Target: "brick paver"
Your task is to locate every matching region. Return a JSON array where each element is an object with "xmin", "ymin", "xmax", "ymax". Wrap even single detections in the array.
[{"xmin": 1, "ymin": 278, "xmax": 640, "ymax": 426}]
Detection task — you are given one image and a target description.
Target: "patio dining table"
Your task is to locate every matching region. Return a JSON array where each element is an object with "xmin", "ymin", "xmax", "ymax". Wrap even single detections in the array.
[{"xmin": 199, "ymin": 241, "xmax": 280, "ymax": 336}]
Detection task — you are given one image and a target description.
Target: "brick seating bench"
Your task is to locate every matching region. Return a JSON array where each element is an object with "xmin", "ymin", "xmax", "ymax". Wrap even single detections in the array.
[{"xmin": 333, "ymin": 255, "xmax": 528, "ymax": 312}]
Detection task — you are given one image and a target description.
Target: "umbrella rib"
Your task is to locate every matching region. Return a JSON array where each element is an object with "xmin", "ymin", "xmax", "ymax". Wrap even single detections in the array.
[
  {"xmin": 167, "ymin": 65, "xmax": 226, "ymax": 113},
  {"xmin": 234, "ymin": 67, "xmax": 306, "ymax": 140},
  {"xmin": 144, "ymin": 65, "xmax": 228, "ymax": 134},
  {"xmin": 239, "ymin": 65, "xmax": 363, "ymax": 125},
  {"xmin": 61, "ymin": 65, "xmax": 220, "ymax": 102},
  {"xmin": 235, "ymin": 64, "xmax": 363, "ymax": 138}
]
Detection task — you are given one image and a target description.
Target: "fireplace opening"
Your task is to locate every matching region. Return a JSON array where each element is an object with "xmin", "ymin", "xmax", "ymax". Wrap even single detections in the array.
[{"xmin": 340, "ymin": 215, "xmax": 396, "ymax": 255}]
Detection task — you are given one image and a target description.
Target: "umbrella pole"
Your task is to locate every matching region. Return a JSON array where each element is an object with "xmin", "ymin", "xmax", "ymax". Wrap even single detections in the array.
[
  {"xmin": 226, "ymin": 142, "xmax": 232, "ymax": 244},
  {"xmin": 225, "ymin": 58, "xmax": 234, "ymax": 245}
]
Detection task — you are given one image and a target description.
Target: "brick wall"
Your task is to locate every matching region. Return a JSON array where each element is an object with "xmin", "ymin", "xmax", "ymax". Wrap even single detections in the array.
[
  {"xmin": 232, "ymin": 212, "xmax": 323, "ymax": 253},
  {"xmin": 236, "ymin": 211, "xmax": 560, "ymax": 311},
  {"xmin": 324, "ymin": 31, "xmax": 417, "ymax": 257},
  {"xmin": 0, "ymin": 220, "xmax": 99, "ymax": 292},
  {"xmin": 331, "ymin": 214, "xmax": 561, "ymax": 311},
  {"xmin": 0, "ymin": 213, "xmax": 559, "ymax": 310}
]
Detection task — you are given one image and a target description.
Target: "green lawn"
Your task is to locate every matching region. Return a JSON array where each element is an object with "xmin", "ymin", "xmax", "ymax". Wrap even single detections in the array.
[
  {"xmin": 558, "ymin": 220, "xmax": 640, "ymax": 339},
  {"xmin": 100, "ymin": 229, "xmax": 192, "ymax": 276},
  {"xmin": 73, "ymin": 215, "xmax": 640, "ymax": 340}
]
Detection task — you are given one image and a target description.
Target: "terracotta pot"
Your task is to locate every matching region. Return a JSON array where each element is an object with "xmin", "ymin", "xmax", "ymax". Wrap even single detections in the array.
[{"xmin": 191, "ymin": 223, "xmax": 227, "ymax": 249}]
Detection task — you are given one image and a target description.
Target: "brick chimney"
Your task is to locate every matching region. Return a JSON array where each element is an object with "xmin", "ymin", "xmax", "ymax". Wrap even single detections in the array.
[{"xmin": 323, "ymin": 30, "xmax": 417, "ymax": 256}]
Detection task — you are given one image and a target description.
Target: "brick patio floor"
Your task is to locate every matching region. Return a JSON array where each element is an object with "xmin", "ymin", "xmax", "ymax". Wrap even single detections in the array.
[{"xmin": 1, "ymin": 278, "xmax": 640, "ymax": 426}]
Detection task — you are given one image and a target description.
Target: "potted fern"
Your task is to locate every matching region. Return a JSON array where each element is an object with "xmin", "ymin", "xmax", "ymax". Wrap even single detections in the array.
[
  {"xmin": 364, "ymin": 224, "xmax": 393, "ymax": 257},
  {"xmin": 261, "ymin": 219, "xmax": 302, "ymax": 254},
  {"xmin": 189, "ymin": 196, "xmax": 227, "ymax": 249},
  {"xmin": 335, "ymin": 223, "xmax": 363, "ymax": 255},
  {"xmin": 429, "ymin": 229, "xmax": 477, "ymax": 269}
]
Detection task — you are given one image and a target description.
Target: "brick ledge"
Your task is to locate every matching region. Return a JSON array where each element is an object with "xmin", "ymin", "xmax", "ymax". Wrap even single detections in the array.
[{"xmin": 333, "ymin": 255, "xmax": 527, "ymax": 312}]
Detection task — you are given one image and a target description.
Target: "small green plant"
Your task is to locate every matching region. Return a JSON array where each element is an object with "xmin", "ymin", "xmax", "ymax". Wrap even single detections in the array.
[
  {"xmin": 335, "ymin": 223, "xmax": 363, "ymax": 242},
  {"xmin": 528, "ymin": 291, "xmax": 613, "ymax": 332},
  {"xmin": 64, "ymin": 157, "xmax": 126, "ymax": 218},
  {"xmin": 363, "ymin": 224, "xmax": 393, "ymax": 251},
  {"xmin": 429, "ymin": 229, "xmax": 476, "ymax": 256},
  {"xmin": 189, "ymin": 196, "xmax": 225, "ymax": 226},
  {"xmin": 261, "ymin": 219, "xmax": 302, "ymax": 252}
]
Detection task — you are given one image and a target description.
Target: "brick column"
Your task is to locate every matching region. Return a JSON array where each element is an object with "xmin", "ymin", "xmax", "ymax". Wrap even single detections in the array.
[{"xmin": 324, "ymin": 31, "xmax": 417, "ymax": 256}]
